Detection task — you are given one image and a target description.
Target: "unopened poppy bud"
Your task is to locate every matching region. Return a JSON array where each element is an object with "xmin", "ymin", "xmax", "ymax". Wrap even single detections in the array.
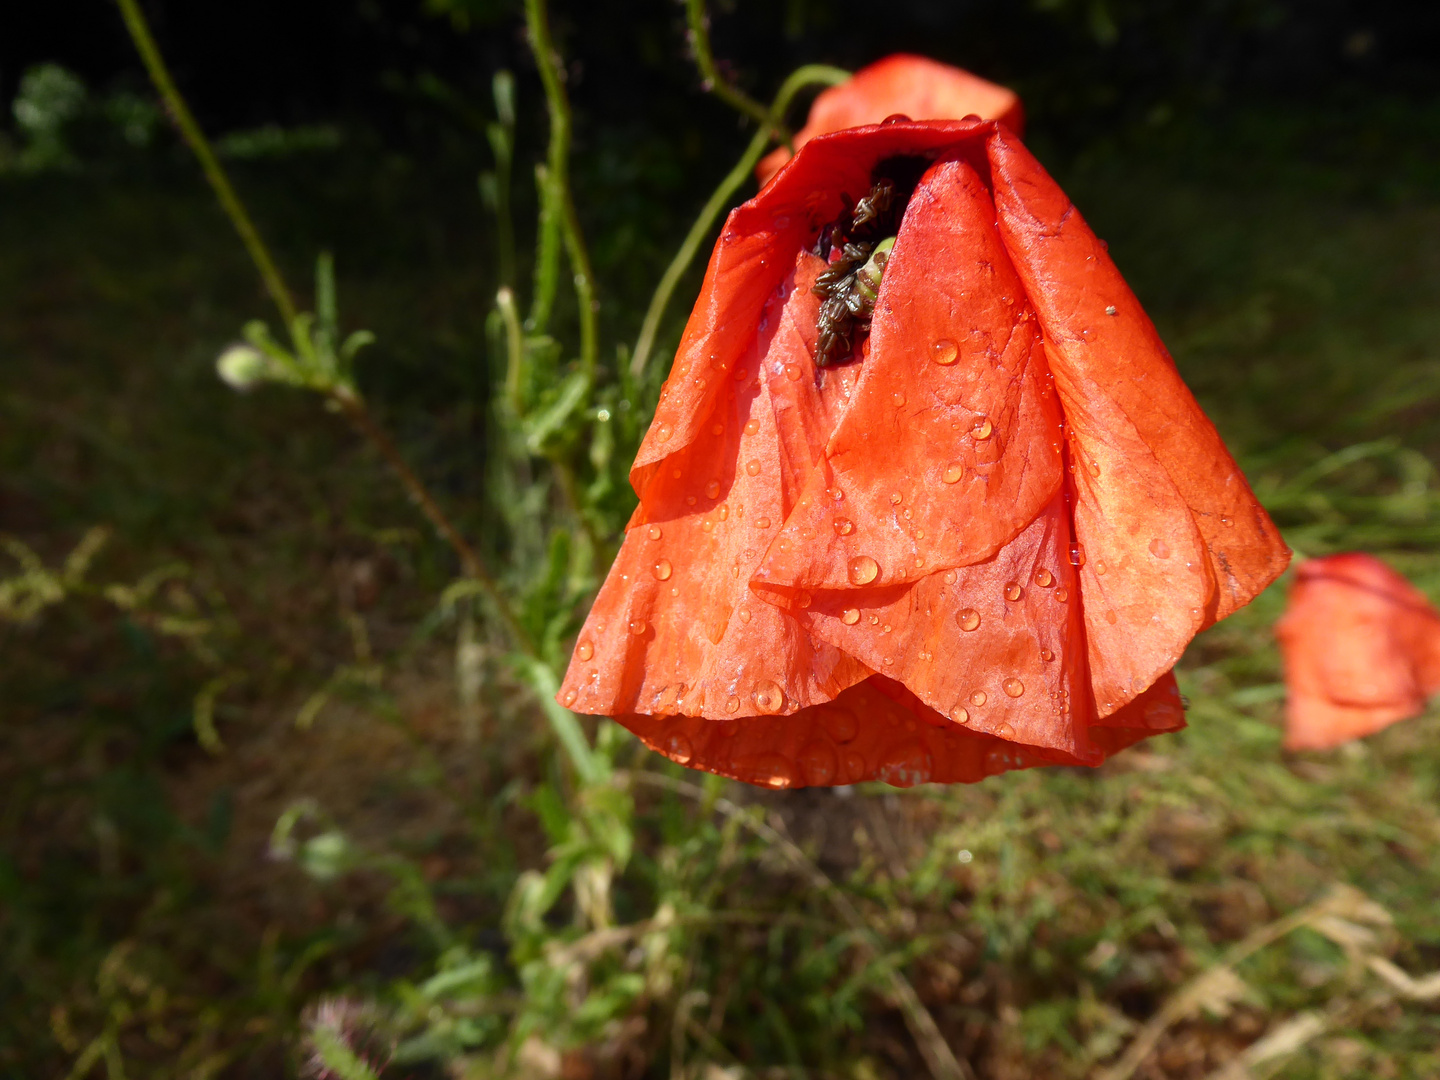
[{"xmin": 215, "ymin": 344, "xmax": 273, "ymax": 391}]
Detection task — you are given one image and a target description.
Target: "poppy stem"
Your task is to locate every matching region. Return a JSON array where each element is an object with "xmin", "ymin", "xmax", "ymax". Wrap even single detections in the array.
[
  {"xmin": 523, "ymin": 0, "xmax": 599, "ymax": 381},
  {"xmin": 683, "ymin": 0, "xmax": 791, "ymax": 141},
  {"xmin": 629, "ymin": 63, "xmax": 850, "ymax": 380},
  {"xmin": 113, "ymin": 0, "xmax": 531, "ymax": 656}
]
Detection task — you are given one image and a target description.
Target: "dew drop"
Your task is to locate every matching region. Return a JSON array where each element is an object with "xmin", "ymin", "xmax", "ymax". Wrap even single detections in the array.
[
  {"xmin": 889, "ymin": 492, "xmax": 903, "ymax": 505},
  {"xmin": 943, "ymin": 570, "xmax": 958, "ymax": 585},
  {"xmin": 957, "ymin": 608, "xmax": 981, "ymax": 631},
  {"xmin": 1004, "ymin": 582, "xmax": 1023, "ymax": 602},
  {"xmin": 996, "ymin": 722, "xmax": 1016, "ymax": 738},
  {"xmin": 665, "ymin": 733, "xmax": 694, "ymax": 765},
  {"xmin": 1105, "ymin": 305, "xmax": 1118, "ymax": 316},
  {"xmin": 822, "ymin": 705, "xmax": 859, "ymax": 743},
  {"xmin": 744, "ymin": 418, "xmax": 760, "ymax": 436},
  {"xmin": 752, "ymin": 681, "xmax": 785, "ymax": 714},
  {"xmin": 702, "ymin": 519, "xmax": 714, "ymax": 533},
  {"xmin": 1095, "ymin": 560, "xmax": 1107, "ymax": 575},
  {"xmin": 745, "ymin": 459, "xmax": 762, "ymax": 477},
  {"xmin": 733, "ymin": 367, "xmax": 749, "ymax": 382},
  {"xmin": 1069, "ymin": 543, "xmax": 1086, "ymax": 567},
  {"xmin": 799, "ymin": 742, "xmax": 838, "ymax": 786},
  {"xmin": 562, "ymin": 688, "xmax": 578, "ymax": 707},
  {"xmin": 881, "ymin": 623, "xmax": 892, "ymax": 634},
  {"xmin": 711, "ymin": 423, "xmax": 724, "ymax": 436},
  {"xmin": 891, "ymin": 390, "xmax": 907, "ymax": 407},
  {"xmin": 1040, "ymin": 648, "xmax": 1055, "ymax": 662},
  {"xmin": 782, "ymin": 363, "xmax": 802, "ymax": 381},
  {"xmin": 718, "ymin": 504, "xmax": 729, "ymax": 520},
  {"xmin": 755, "ymin": 516, "xmax": 771, "ymax": 529},
  {"xmin": 629, "ymin": 619, "xmax": 648, "ymax": 636},
  {"xmin": 725, "ymin": 696, "xmax": 741, "ymax": 714},
  {"xmin": 931, "ymin": 338, "xmax": 959, "ymax": 365},
  {"xmin": 913, "ymin": 556, "xmax": 924, "ymax": 569},
  {"xmin": 647, "ymin": 525, "xmax": 662, "ymax": 541},
  {"xmin": 1149, "ymin": 538, "xmax": 1171, "ymax": 559},
  {"xmin": 842, "ymin": 608, "xmax": 861, "ymax": 625},
  {"xmin": 576, "ymin": 641, "xmax": 594, "ymax": 661},
  {"xmin": 686, "ymin": 496, "xmax": 697, "ymax": 506},
  {"xmin": 673, "ymin": 469, "xmax": 682, "ymax": 479},
  {"xmin": 972, "ymin": 417, "xmax": 994, "ymax": 440},
  {"xmin": 1034, "ymin": 567, "xmax": 1054, "ymax": 587},
  {"xmin": 1003, "ymin": 678, "xmax": 1025, "ymax": 698},
  {"xmin": 656, "ymin": 423, "xmax": 672, "ymax": 443},
  {"xmin": 652, "ymin": 559, "xmax": 673, "ymax": 581},
  {"xmin": 738, "ymin": 608, "xmax": 752, "ymax": 624},
  {"xmin": 848, "ymin": 555, "xmax": 880, "ymax": 585},
  {"xmin": 1054, "ymin": 587, "xmax": 1069, "ymax": 602},
  {"xmin": 842, "ymin": 749, "xmax": 867, "ymax": 782},
  {"xmin": 881, "ymin": 112, "xmax": 912, "ymax": 125},
  {"xmin": 942, "ymin": 462, "xmax": 964, "ymax": 484},
  {"xmin": 970, "ymin": 690, "xmax": 988, "ymax": 707},
  {"xmin": 1105, "ymin": 609, "xmax": 1118, "ymax": 625},
  {"xmin": 797, "ymin": 592, "xmax": 812, "ymax": 609},
  {"xmin": 951, "ymin": 706, "xmax": 970, "ymax": 725},
  {"xmin": 868, "ymin": 615, "xmax": 880, "ymax": 625},
  {"xmin": 1089, "ymin": 461, "xmax": 1101, "ymax": 477},
  {"xmin": 834, "ymin": 517, "xmax": 854, "ymax": 536},
  {"xmin": 1220, "ymin": 515, "xmax": 1234, "ymax": 528},
  {"xmin": 705, "ymin": 480, "xmax": 721, "ymax": 500}
]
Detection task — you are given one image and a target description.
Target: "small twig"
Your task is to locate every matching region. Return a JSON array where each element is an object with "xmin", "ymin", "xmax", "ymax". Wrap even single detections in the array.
[
  {"xmin": 629, "ymin": 772, "xmax": 971, "ymax": 1080},
  {"xmin": 629, "ymin": 63, "xmax": 848, "ymax": 379}
]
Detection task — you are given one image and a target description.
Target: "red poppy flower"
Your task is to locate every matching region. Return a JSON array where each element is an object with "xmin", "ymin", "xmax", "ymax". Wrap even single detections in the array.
[
  {"xmin": 757, "ymin": 55, "xmax": 1024, "ymax": 186},
  {"xmin": 1276, "ymin": 553, "xmax": 1440, "ymax": 750},
  {"xmin": 558, "ymin": 116, "xmax": 1289, "ymax": 788}
]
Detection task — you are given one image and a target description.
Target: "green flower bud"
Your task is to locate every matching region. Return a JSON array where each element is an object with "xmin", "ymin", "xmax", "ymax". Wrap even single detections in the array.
[{"xmin": 215, "ymin": 344, "xmax": 272, "ymax": 391}]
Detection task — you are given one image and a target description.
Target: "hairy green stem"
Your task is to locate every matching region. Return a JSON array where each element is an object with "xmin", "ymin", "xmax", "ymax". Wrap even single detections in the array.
[
  {"xmin": 629, "ymin": 64, "xmax": 849, "ymax": 380},
  {"xmin": 684, "ymin": 0, "xmax": 790, "ymax": 142},
  {"xmin": 113, "ymin": 0, "xmax": 298, "ymax": 329},
  {"xmin": 524, "ymin": 0, "xmax": 599, "ymax": 379}
]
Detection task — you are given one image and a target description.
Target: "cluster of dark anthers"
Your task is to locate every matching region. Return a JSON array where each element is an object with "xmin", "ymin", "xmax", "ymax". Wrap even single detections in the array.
[{"xmin": 811, "ymin": 156, "xmax": 927, "ymax": 367}]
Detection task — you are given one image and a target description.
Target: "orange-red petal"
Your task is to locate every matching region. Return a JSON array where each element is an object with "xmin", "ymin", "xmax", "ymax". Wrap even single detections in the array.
[
  {"xmin": 758, "ymin": 55, "xmax": 1023, "ymax": 185},
  {"xmin": 1277, "ymin": 554, "xmax": 1440, "ymax": 750},
  {"xmin": 986, "ymin": 128, "xmax": 1290, "ymax": 714}
]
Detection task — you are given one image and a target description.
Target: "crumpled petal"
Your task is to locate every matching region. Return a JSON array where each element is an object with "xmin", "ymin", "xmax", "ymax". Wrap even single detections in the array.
[
  {"xmin": 758, "ymin": 55, "xmax": 1023, "ymax": 185},
  {"xmin": 1277, "ymin": 553, "xmax": 1440, "ymax": 750},
  {"xmin": 986, "ymin": 128, "xmax": 1291, "ymax": 714}
]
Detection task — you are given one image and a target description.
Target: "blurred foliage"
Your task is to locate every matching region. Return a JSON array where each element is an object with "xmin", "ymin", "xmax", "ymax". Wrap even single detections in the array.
[{"xmin": 3, "ymin": 1, "xmax": 1440, "ymax": 1079}]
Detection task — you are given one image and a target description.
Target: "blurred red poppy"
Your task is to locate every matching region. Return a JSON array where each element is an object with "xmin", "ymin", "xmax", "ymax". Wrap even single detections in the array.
[
  {"xmin": 1277, "ymin": 553, "xmax": 1440, "ymax": 750},
  {"xmin": 558, "ymin": 116, "xmax": 1289, "ymax": 788},
  {"xmin": 757, "ymin": 55, "xmax": 1023, "ymax": 186}
]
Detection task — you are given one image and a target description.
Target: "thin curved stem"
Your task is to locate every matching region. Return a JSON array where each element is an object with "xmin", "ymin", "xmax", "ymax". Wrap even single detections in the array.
[
  {"xmin": 629, "ymin": 64, "xmax": 849, "ymax": 380},
  {"xmin": 525, "ymin": 0, "xmax": 598, "ymax": 380},
  {"xmin": 114, "ymin": 0, "xmax": 298, "ymax": 329},
  {"xmin": 683, "ymin": 0, "xmax": 788, "ymax": 141}
]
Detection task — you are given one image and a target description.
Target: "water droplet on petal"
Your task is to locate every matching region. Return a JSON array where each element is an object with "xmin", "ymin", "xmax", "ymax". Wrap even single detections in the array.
[
  {"xmin": 942, "ymin": 463, "xmax": 963, "ymax": 484},
  {"xmin": 562, "ymin": 688, "xmax": 578, "ymax": 707},
  {"xmin": 868, "ymin": 615, "xmax": 880, "ymax": 625},
  {"xmin": 752, "ymin": 681, "xmax": 785, "ymax": 714},
  {"xmin": 1149, "ymin": 538, "xmax": 1171, "ymax": 559},
  {"xmin": 944, "ymin": 570, "xmax": 957, "ymax": 585},
  {"xmin": 711, "ymin": 423, "xmax": 724, "ymax": 436},
  {"xmin": 1004, "ymin": 582, "xmax": 1023, "ymax": 601},
  {"xmin": 841, "ymin": 749, "xmax": 867, "ymax": 782},
  {"xmin": 848, "ymin": 556, "xmax": 880, "ymax": 585},
  {"xmin": 701, "ymin": 519, "xmax": 714, "ymax": 532},
  {"xmin": 738, "ymin": 608, "xmax": 751, "ymax": 624},
  {"xmin": 882, "ymin": 113, "xmax": 912, "ymax": 125},
  {"xmin": 970, "ymin": 690, "xmax": 988, "ymax": 707},
  {"xmin": 951, "ymin": 706, "xmax": 970, "ymax": 724},
  {"xmin": 834, "ymin": 517, "xmax": 854, "ymax": 536},
  {"xmin": 890, "ymin": 492, "xmax": 903, "ymax": 505},
  {"xmin": 651, "ymin": 559, "xmax": 673, "ymax": 581},
  {"xmin": 931, "ymin": 338, "xmax": 958, "ymax": 365},
  {"xmin": 744, "ymin": 418, "xmax": 759, "ymax": 436},
  {"xmin": 629, "ymin": 620, "xmax": 648, "ymax": 636},
  {"xmin": 842, "ymin": 608, "xmax": 860, "ymax": 625},
  {"xmin": 755, "ymin": 516, "xmax": 771, "ymax": 529},
  {"xmin": 745, "ymin": 459, "xmax": 762, "ymax": 477},
  {"xmin": 821, "ymin": 705, "xmax": 859, "ymax": 744},
  {"xmin": 1089, "ymin": 461, "xmax": 1101, "ymax": 477},
  {"xmin": 1220, "ymin": 515, "xmax": 1234, "ymax": 528},
  {"xmin": 1095, "ymin": 560, "xmax": 1107, "ymax": 575},
  {"xmin": 734, "ymin": 367, "xmax": 749, "ymax": 382},
  {"xmin": 957, "ymin": 608, "xmax": 981, "ymax": 631},
  {"xmin": 705, "ymin": 480, "xmax": 721, "ymax": 500},
  {"xmin": 725, "ymin": 696, "xmax": 741, "ymax": 714},
  {"xmin": 1069, "ymin": 543, "xmax": 1086, "ymax": 567},
  {"xmin": 686, "ymin": 496, "xmax": 697, "ymax": 506},
  {"xmin": 576, "ymin": 641, "xmax": 594, "ymax": 661},
  {"xmin": 1003, "ymin": 678, "xmax": 1025, "ymax": 698},
  {"xmin": 891, "ymin": 390, "xmax": 907, "ymax": 407},
  {"xmin": 665, "ymin": 733, "xmax": 694, "ymax": 764},
  {"xmin": 647, "ymin": 525, "xmax": 663, "ymax": 541},
  {"xmin": 972, "ymin": 417, "xmax": 993, "ymax": 440},
  {"xmin": 718, "ymin": 504, "xmax": 729, "ymax": 520},
  {"xmin": 799, "ymin": 742, "xmax": 838, "ymax": 786},
  {"xmin": 996, "ymin": 722, "xmax": 1016, "ymax": 738},
  {"xmin": 1105, "ymin": 609, "xmax": 1118, "ymax": 625},
  {"xmin": 783, "ymin": 363, "xmax": 802, "ymax": 381},
  {"xmin": 797, "ymin": 592, "xmax": 812, "ymax": 609},
  {"xmin": 752, "ymin": 754, "xmax": 795, "ymax": 789},
  {"xmin": 1040, "ymin": 648, "xmax": 1055, "ymax": 662},
  {"xmin": 878, "ymin": 742, "xmax": 932, "ymax": 787},
  {"xmin": 881, "ymin": 623, "xmax": 892, "ymax": 634},
  {"xmin": 1034, "ymin": 567, "xmax": 1054, "ymax": 587}
]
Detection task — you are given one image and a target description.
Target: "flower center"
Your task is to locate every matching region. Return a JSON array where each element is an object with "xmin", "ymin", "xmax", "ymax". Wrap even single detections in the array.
[{"xmin": 811, "ymin": 156, "xmax": 926, "ymax": 367}]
